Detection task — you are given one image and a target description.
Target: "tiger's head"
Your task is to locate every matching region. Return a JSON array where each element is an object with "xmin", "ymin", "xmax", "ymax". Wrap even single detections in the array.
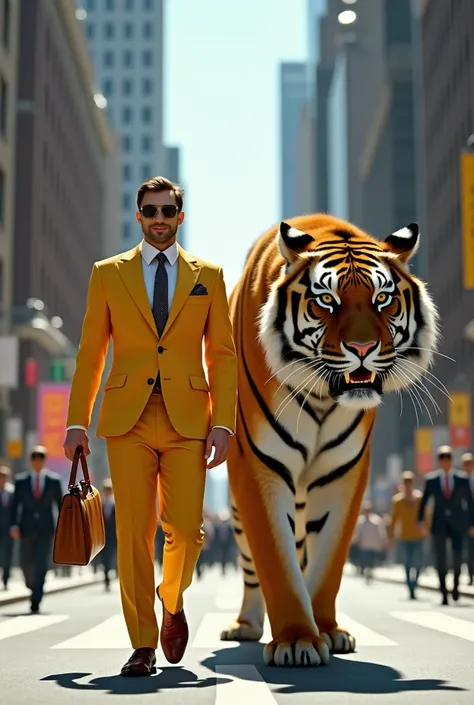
[{"xmin": 259, "ymin": 219, "xmax": 439, "ymax": 410}]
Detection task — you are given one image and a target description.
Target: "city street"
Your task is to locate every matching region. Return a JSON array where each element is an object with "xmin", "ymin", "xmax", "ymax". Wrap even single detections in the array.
[{"xmin": 1, "ymin": 566, "xmax": 473, "ymax": 704}]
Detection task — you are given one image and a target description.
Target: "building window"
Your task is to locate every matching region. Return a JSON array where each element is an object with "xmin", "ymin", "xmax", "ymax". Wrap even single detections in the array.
[
  {"xmin": 123, "ymin": 50, "xmax": 133, "ymax": 68},
  {"xmin": 143, "ymin": 23, "xmax": 153, "ymax": 39},
  {"xmin": 123, "ymin": 222, "xmax": 131, "ymax": 241},
  {"xmin": 122, "ymin": 106, "xmax": 132, "ymax": 123},
  {"xmin": 143, "ymin": 49, "xmax": 152, "ymax": 66},
  {"xmin": 124, "ymin": 22, "xmax": 134, "ymax": 39},
  {"xmin": 142, "ymin": 164, "xmax": 152, "ymax": 180},
  {"xmin": 0, "ymin": 76, "xmax": 7, "ymax": 138},
  {"xmin": 123, "ymin": 164, "xmax": 132, "ymax": 181},
  {"xmin": 2, "ymin": 0, "xmax": 11, "ymax": 49},
  {"xmin": 106, "ymin": 0, "xmax": 115, "ymax": 10},
  {"xmin": 87, "ymin": 0, "xmax": 95, "ymax": 9},
  {"xmin": 143, "ymin": 77, "xmax": 153, "ymax": 94},
  {"xmin": 144, "ymin": 0, "xmax": 153, "ymax": 9},
  {"xmin": 142, "ymin": 134, "xmax": 152, "ymax": 150},
  {"xmin": 0, "ymin": 167, "xmax": 5, "ymax": 225},
  {"xmin": 125, "ymin": 0, "xmax": 134, "ymax": 10},
  {"xmin": 104, "ymin": 50, "xmax": 114, "ymax": 67},
  {"xmin": 123, "ymin": 78, "xmax": 132, "ymax": 95},
  {"xmin": 104, "ymin": 22, "xmax": 114, "ymax": 39},
  {"xmin": 103, "ymin": 78, "xmax": 113, "ymax": 95},
  {"xmin": 123, "ymin": 193, "xmax": 132, "ymax": 210},
  {"xmin": 122, "ymin": 134, "xmax": 132, "ymax": 151},
  {"xmin": 142, "ymin": 106, "xmax": 152, "ymax": 123},
  {"xmin": 86, "ymin": 23, "xmax": 95, "ymax": 39}
]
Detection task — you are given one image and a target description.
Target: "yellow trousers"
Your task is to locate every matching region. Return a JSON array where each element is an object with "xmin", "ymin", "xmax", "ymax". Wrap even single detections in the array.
[{"xmin": 106, "ymin": 393, "xmax": 206, "ymax": 649}]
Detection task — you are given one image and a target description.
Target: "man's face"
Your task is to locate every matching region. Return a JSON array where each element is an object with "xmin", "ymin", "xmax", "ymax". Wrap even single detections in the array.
[
  {"xmin": 103, "ymin": 487, "xmax": 113, "ymax": 500},
  {"xmin": 403, "ymin": 479, "xmax": 413, "ymax": 493},
  {"xmin": 136, "ymin": 190, "xmax": 185, "ymax": 249},
  {"xmin": 30, "ymin": 453, "xmax": 46, "ymax": 472},
  {"xmin": 439, "ymin": 454, "xmax": 452, "ymax": 471},
  {"xmin": 463, "ymin": 460, "xmax": 474, "ymax": 474},
  {"xmin": 0, "ymin": 472, "xmax": 8, "ymax": 490}
]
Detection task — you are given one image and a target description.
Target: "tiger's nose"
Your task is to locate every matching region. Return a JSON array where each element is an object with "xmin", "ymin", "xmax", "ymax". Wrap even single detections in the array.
[{"xmin": 345, "ymin": 341, "xmax": 378, "ymax": 358}]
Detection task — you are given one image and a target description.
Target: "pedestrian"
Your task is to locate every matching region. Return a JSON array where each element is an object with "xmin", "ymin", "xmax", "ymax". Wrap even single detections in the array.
[
  {"xmin": 63, "ymin": 176, "xmax": 237, "ymax": 677},
  {"xmin": 101, "ymin": 479, "xmax": 117, "ymax": 592},
  {"xmin": 0, "ymin": 466, "xmax": 14, "ymax": 590},
  {"xmin": 9, "ymin": 446, "xmax": 63, "ymax": 613},
  {"xmin": 353, "ymin": 501, "xmax": 388, "ymax": 583},
  {"xmin": 388, "ymin": 471, "xmax": 425, "ymax": 599},
  {"xmin": 461, "ymin": 452, "xmax": 474, "ymax": 585},
  {"xmin": 418, "ymin": 445, "xmax": 474, "ymax": 605}
]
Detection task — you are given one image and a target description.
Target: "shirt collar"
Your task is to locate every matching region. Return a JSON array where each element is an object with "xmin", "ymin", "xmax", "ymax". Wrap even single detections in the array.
[
  {"xmin": 31, "ymin": 469, "xmax": 46, "ymax": 479},
  {"xmin": 141, "ymin": 239, "xmax": 178, "ymax": 266}
]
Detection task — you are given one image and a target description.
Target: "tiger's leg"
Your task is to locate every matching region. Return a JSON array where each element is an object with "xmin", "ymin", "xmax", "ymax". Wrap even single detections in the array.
[
  {"xmin": 295, "ymin": 488, "xmax": 308, "ymax": 570},
  {"xmin": 225, "ymin": 454, "xmax": 329, "ymax": 667},
  {"xmin": 220, "ymin": 500, "xmax": 266, "ymax": 641},
  {"xmin": 304, "ymin": 427, "xmax": 372, "ymax": 654}
]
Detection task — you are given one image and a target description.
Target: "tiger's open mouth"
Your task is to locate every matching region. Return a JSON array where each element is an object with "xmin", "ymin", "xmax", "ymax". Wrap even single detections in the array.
[{"xmin": 329, "ymin": 367, "xmax": 383, "ymax": 397}]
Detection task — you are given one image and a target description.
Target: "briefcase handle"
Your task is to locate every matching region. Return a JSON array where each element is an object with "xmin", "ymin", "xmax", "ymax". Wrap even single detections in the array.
[{"xmin": 68, "ymin": 445, "xmax": 91, "ymax": 491}]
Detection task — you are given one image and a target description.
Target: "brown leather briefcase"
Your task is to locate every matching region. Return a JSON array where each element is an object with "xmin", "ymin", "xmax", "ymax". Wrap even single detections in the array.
[{"xmin": 53, "ymin": 446, "xmax": 105, "ymax": 566}]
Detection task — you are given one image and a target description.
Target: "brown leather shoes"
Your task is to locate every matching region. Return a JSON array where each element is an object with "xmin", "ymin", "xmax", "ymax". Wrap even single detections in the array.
[
  {"xmin": 121, "ymin": 648, "xmax": 157, "ymax": 677},
  {"xmin": 158, "ymin": 594, "xmax": 189, "ymax": 664}
]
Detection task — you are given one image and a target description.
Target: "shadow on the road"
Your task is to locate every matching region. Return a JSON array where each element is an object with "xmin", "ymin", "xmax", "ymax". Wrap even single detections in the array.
[
  {"xmin": 200, "ymin": 645, "xmax": 466, "ymax": 694},
  {"xmin": 41, "ymin": 668, "xmax": 231, "ymax": 694}
]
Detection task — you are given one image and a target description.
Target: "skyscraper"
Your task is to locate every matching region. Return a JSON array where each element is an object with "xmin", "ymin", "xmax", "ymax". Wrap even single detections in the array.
[
  {"xmin": 280, "ymin": 62, "xmax": 307, "ymax": 220},
  {"xmin": 78, "ymin": 0, "xmax": 167, "ymax": 249}
]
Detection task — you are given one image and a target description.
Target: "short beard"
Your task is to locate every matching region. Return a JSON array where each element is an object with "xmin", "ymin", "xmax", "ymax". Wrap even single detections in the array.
[{"xmin": 143, "ymin": 222, "xmax": 178, "ymax": 247}]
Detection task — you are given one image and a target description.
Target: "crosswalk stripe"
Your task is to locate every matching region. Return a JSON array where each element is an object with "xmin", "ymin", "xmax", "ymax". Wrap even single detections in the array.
[
  {"xmin": 51, "ymin": 615, "xmax": 131, "ymax": 649},
  {"xmin": 337, "ymin": 613, "xmax": 397, "ymax": 646},
  {"xmin": 392, "ymin": 611, "xmax": 474, "ymax": 643},
  {"xmin": 0, "ymin": 615, "xmax": 69, "ymax": 641},
  {"xmin": 214, "ymin": 665, "xmax": 277, "ymax": 704},
  {"xmin": 192, "ymin": 612, "xmax": 272, "ymax": 648}
]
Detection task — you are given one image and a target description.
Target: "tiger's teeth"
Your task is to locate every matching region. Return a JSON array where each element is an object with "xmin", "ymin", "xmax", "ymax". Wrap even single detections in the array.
[
  {"xmin": 370, "ymin": 372, "xmax": 376, "ymax": 383},
  {"xmin": 344, "ymin": 373, "xmax": 351, "ymax": 384}
]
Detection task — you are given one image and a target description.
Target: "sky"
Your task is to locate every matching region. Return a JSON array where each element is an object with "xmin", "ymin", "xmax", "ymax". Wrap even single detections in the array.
[{"xmin": 164, "ymin": 0, "xmax": 307, "ymax": 291}]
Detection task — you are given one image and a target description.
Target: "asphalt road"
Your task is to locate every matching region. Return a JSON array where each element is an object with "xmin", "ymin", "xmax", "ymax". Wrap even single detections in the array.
[{"xmin": 0, "ymin": 565, "xmax": 473, "ymax": 705}]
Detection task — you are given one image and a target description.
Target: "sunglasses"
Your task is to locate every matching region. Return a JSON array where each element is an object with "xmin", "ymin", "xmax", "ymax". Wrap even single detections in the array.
[
  {"xmin": 140, "ymin": 204, "xmax": 179, "ymax": 219},
  {"xmin": 31, "ymin": 453, "xmax": 45, "ymax": 460},
  {"xmin": 438, "ymin": 454, "xmax": 452, "ymax": 460}
]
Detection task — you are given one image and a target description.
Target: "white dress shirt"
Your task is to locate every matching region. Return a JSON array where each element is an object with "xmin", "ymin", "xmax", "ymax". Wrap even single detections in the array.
[
  {"xmin": 439, "ymin": 468, "xmax": 455, "ymax": 494},
  {"xmin": 31, "ymin": 469, "xmax": 47, "ymax": 496},
  {"xmin": 68, "ymin": 239, "xmax": 231, "ymax": 434}
]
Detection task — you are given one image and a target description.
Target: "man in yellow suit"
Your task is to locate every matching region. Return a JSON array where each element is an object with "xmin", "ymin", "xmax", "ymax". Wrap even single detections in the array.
[{"xmin": 63, "ymin": 176, "xmax": 237, "ymax": 677}]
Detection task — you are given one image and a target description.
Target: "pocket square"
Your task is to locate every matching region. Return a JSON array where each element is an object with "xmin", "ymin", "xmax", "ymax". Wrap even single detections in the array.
[{"xmin": 190, "ymin": 283, "xmax": 208, "ymax": 296}]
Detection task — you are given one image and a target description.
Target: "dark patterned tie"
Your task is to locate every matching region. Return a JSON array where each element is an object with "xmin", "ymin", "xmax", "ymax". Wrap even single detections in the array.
[{"xmin": 152, "ymin": 252, "xmax": 169, "ymax": 337}]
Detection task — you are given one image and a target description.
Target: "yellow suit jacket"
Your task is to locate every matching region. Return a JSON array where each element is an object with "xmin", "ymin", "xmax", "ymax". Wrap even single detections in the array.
[{"xmin": 66, "ymin": 243, "xmax": 238, "ymax": 439}]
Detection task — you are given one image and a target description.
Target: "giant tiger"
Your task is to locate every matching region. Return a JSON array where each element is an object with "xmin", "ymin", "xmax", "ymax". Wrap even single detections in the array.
[{"xmin": 220, "ymin": 213, "xmax": 438, "ymax": 667}]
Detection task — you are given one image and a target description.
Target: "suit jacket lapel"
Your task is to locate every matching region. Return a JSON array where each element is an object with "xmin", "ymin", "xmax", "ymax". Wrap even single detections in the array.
[
  {"xmin": 161, "ymin": 246, "xmax": 201, "ymax": 339},
  {"xmin": 117, "ymin": 244, "xmax": 158, "ymax": 337}
]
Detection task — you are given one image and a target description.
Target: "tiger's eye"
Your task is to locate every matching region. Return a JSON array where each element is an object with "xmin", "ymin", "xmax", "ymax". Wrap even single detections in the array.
[
  {"xmin": 321, "ymin": 294, "xmax": 333, "ymax": 304},
  {"xmin": 376, "ymin": 293, "xmax": 388, "ymax": 303}
]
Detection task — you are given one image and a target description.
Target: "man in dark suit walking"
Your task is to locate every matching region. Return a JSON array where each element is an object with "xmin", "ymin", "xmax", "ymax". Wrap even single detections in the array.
[
  {"xmin": 418, "ymin": 445, "xmax": 474, "ymax": 604},
  {"xmin": 0, "ymin": 466, "xmax": 14, "ymax": 590},
  {"xmin": 9, "ymin": 446, "xmax": 63, "ymax": 613},
  {"xmin": 101, "ymin": 478, "xmax": 117, "ymax": 591},
  {"xmin": 461, "ymin": 452, "xmax": 474, "ymax": 585}
]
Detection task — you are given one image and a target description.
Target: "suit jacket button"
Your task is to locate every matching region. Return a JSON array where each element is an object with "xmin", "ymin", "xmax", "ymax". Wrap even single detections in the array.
[
  {"xmin": 158, "ymin": 346, "xmax": 164, "ymax": 354},
  {"xmin": 147, "ymin": 378, "xmax": 154, "ymax": 385}
]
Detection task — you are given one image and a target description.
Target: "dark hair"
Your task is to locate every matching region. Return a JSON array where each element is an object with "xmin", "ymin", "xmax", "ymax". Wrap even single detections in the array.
[{"xmin": 136, "ymin": 176, "xmax": 184, "ymax": 211}]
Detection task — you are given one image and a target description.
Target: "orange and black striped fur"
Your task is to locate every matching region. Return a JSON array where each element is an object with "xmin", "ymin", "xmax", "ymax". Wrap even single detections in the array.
[{"xmin": 220, "ymin": 214, "xmax": 438, "ymax": 667}]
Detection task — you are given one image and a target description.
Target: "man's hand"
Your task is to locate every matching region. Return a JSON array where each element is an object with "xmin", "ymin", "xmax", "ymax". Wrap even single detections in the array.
[
  {"xmin": 469, "ymin": 527, "xmax": 474, "ymax": 538},
  {"xmin": 63, "ymin": 429, "xmax": 91, "ymax": 461},
  {"xmin": 9, "ymin": 526, "xmax": 20, "ymax": 540},
  {"xmin": 204, "ymin": 428, "xmax": 230, "ymax": 469},
  {"xmin": 417, "ymin": 521, "xmax": 427, "ymax": 537}
]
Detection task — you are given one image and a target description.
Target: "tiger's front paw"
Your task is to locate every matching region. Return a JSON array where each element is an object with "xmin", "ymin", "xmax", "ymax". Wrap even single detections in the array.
[
  {"xmin": 321, "ymin": 627, "xmax": 356, "ymax": 654},
  {"xmin": 220, "ymin": 620, "xmax": 263, "ymax": 642},
  {"xmin": 263, "ymin": 635, "xmax": 330, "ymax": 667}
]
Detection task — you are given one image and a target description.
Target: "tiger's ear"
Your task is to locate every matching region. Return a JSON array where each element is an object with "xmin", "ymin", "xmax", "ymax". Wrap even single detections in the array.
[
  {"xmin": 277, "ymin": 222, "xmax": 315, "ymax": 263},
  {"xmin": 384, "ymin": 223, "xmax": 419, "ymax": 262}
]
